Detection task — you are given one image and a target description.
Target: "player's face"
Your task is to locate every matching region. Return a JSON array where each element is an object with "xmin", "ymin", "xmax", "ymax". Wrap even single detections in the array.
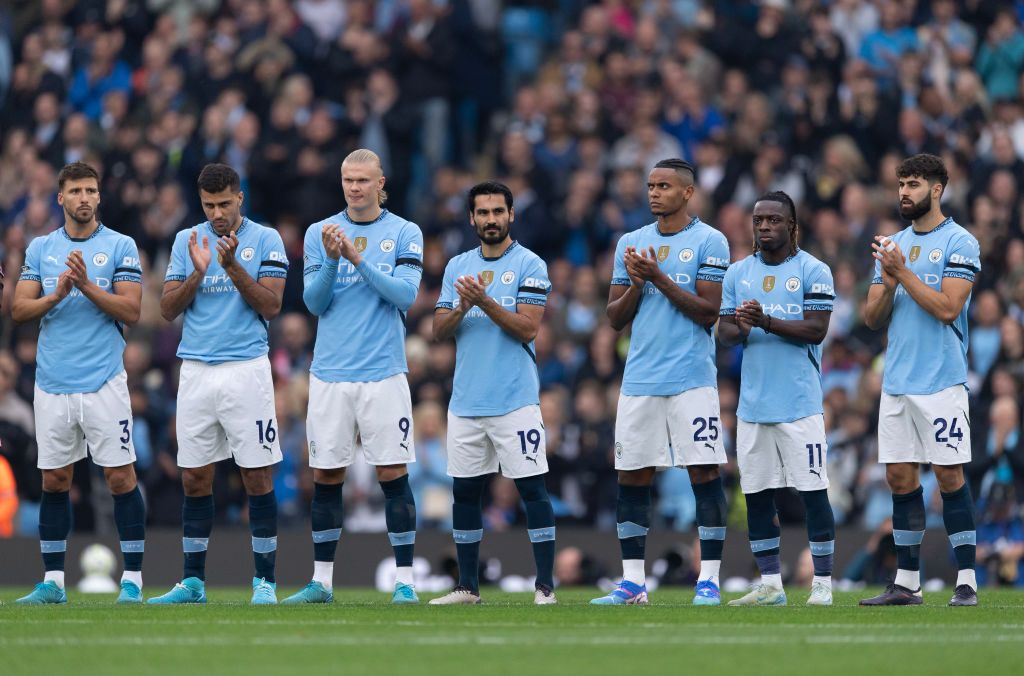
[
  {"xmin": 752, "ymin": 200, "xmax": 793, "ymax": 253},
  {"xmin": 897, "ymin": 175, "xmax": 936, "ymax": 221},
  {"xmin": 58, "ymin": 177, "xmax": 100, "ymax": 225},
  {"xmin": 199, "ymin": 187, "xmax": 244, "ymax": 235},
  {"xmin": 341, "ymin": 161, "xmax": 385, "ymax": 210},
  {"xmin": 470, "ymin": 193, "xmax": 513, "ymax": 245},
  {"xmin": 647, "ymin": 168, "xmax": 692, "ymax": 217}
]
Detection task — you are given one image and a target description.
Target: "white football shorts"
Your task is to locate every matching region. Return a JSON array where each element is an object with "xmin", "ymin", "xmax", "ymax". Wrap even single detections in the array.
[
  {"xmin": 447, "ymin": 404, "xmax": 548, "ymax": 479},
  {"xmin": 614, "ymin": 386, "xmax": 727, "ymax": 470},
  {"xmin": 176, "ymin": 356, "xmax": 282, "ymax": 468},
  {"xmin": 35, "ymin": 370, "xmax": 136, "ymax": 469},
  {"xmin": 878, "ymin": 385, "xmax": 971, "ymax": 465},
  {"xmin": 306, "ymin": 373, "xmax": 416, "ymax": 469},
  {"xmin": 736, "ymin": 414, "xmax": 829, "ymax": 494}
]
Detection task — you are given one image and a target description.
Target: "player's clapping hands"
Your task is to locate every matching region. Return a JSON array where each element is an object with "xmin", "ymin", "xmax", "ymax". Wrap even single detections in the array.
[
  {"xmin": 188, "ymin": 228, "xmax": 212, "ymax": 275},
  {"xmin": 215, "ymin": 230, "xmax": 240, "ymax": 270},
  {"xmin": 735, "ymin": 299, "xmax": 766, "ymax": 333},
  {"xmin": 64, "ymin": 250, "xmax": 88, "ymax": 289},
  {"xmin": 624, "ymin": 246, "xmax": 663, "ymax": 284},
  {"xmin": 321, "ymin": 224, "xmax": 344, "ymax": 261},
  {"xmin": 871, "ymin": 235, "xmax": 905, "ymax": 289},
  {"xmin": 54, "ymin": 270, "xmax": 74, "ymax": 300},
  {"xmin": 454, "ymin": 274, "xmax": 488, "ymax": 309},
  {"xmin": 337, "ymin": 230, "xmax": 363, "ymax": 266}
]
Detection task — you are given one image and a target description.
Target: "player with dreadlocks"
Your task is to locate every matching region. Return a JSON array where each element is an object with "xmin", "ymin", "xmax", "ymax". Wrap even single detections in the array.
[{"xmin": 718, "ymin": 191, "xmax": 838, "ymax": 606}]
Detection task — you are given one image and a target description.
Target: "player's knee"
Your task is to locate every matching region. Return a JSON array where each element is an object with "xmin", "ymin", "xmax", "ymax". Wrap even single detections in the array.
[
  {"xmin": 884, "ymin": 464, "xmax": 918, "ymax": 493},
  {"xmin": 240, "ymin": 468, "xmax": 274, "ymax": 495},
  {"xmin": 182, "ymin": 468, "xmax": 213, "ymax": 496},
  {"xmin": 453, "ymin": 476, "xmax": 486, "ymax": 504},
  {"xmin": 617, "ymin": 468, "xmax": 655, "ymax": 486},
  {"xmin": 103, "ymin": 466, "xmax": 137, "ymax": 495},
  {"xmin": 514, "ymin": 476, "xmax": 549, "ymax": 503},
  {"xmin": 41, "ymin": 468, "xmax": 72, "ymax": 493},
  {"xmin": 931, "ymin": 465, "xmax": 965, "ymax": 493},
  {"xmin": 687, "ymin": 464, "xmax": 720, "ymax": 485},
  {"xmin": 313, "ymin": 467, "xmax": 346, "ymax": 484},
  {"xmin": 375, "ymin": 464, "xmax": 408, "ymax": 483}
]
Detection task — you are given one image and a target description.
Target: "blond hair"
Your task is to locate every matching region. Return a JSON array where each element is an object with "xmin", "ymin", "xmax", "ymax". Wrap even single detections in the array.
[{"xmin": 342, "ymin": 149, "xmax": 388, "ymax": 206}]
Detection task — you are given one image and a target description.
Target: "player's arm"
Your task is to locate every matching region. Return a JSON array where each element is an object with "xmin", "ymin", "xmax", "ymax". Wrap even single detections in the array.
[
  {"xmin": 607, "ymin": 283, "xmax": 641, "ymax": 331},
  {"xmin": 11, "ymin": 276, "xmax": 72, "ymax": 323},
  {"xmin": 630, "ymin": 246, "xmax": 721, "ymax": 327},
  {"xmin": 432, "ymin": 306, "xmax": 465, "ymax": 340},
  {"xmin": 607, "ymin": 241, "xmax": 644, "ymax": 331},
  {"xmin": 303, "ymin": 224, "xmax": 341, "ymax": 316},
  {"xmin": 863, "ymin": 282, "xmax": 896, "ymax": 330},
  {"xmin": 432, "ymin": 261, "xmax": 465, "ymax": 340},
  {"xmin": 339, "ymin": 228, "xmax": 422, "ymax": 312},
  {"xmin": 65, "ymin": 251, "xmax": 141, "ymax": 324},
  {"xmin": 717, "ymin": 314, "xmax": 749, "ymax": 347},
  {"xmin": 896, "ymin": 273, "xmax": 973, "ymax": 325},
  {"xmin": 874, "ymin": 236, "xmax": 974, "ymax": 325},
  {"xmin": 736, "ymin": 303, "xmax": 831, "ymax": 344},
  {"xmin": 217, "ymin": 231, "xmax": 285, "ymax": 320},
  {"xmin": 863, "ymin": 238, "xmax": 898, "ymax": 330},
  {"xmin": 454, "ymin": 274, "xmax": 545, "ymax": 343},
  {"xmin": 161, "ymin": 230, "xmax": 210, "ymax": 321}
]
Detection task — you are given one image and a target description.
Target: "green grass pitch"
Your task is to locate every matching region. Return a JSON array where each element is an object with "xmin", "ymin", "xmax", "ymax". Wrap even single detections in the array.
[{"xmin": 2, "ymin": 588, "xmax": 1023, "ymax": 675}]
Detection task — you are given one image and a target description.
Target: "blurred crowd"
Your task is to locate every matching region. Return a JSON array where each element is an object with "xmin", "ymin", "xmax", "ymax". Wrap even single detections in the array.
[{"xmin": 1, "ymin": 0, "xmax": 1024, "ymax": 585}]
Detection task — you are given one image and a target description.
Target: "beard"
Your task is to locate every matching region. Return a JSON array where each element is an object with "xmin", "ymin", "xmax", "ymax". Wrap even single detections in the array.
[
  {"xmin": 65, "ymin": 203, "xmax": 94, "ymax": 224},
  {"xmin": 476, "ymin": 222, "xmax": 509, "ymax": 245},
  {"xmin": 899, "ymin": 193, "xmax": 931, "ymax": 221}
]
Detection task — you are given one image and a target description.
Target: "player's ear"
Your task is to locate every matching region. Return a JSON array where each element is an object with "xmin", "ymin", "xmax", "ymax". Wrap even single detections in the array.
[
  {"xmin": 508, "ymin": 207, "xmax": 515, "ymax": 224},
  {"xmin": 237, "ymin": 191, "xmax": 245, "ymax": 208}
]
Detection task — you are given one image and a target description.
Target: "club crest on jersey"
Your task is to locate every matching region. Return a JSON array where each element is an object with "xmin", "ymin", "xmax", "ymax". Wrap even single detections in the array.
[
  {"xmin": 501, "ymin": 271, "xmax": 515, "ymax": 285},
  {"xmin": 657, "ymin": 246, "xmax": 670, "ymax": 262},
  {"xmin": 929, "ymin": 248, "xmax": 943, "ymax": 263},
  {"xmin": 380, "ymin": 239, "xmax": 395, "ymax": 252},
  {"xmin": 909, "ymin": 245, "xmax": 921, "ymax": 262},
  {"xmin": 762, "ymin": 275, "xmax": 775, "ymax": 292},
  {"xmin": 240, "ymin": 247, "xmax": 255, "ymax": 261},
  {"xmin": 92, "ymin": 253, "xmax": 108, "ymax": 266},
  {"xmin": 679, "ymin": 248, "xmax": 694, "ymax": 262},
  {"xmin": 355, "ymin": 237, "xmax": 368, "ymax": 252},
  {"xmin": 786, "ymin": 277, "xmax": 800, "ymax": 292},
  {"xmin": 309, "ymin": 441, "xmax": 316, "ymax": 457},
  {"xmin": 614, "ymin": 442, "xmax": 623, "ymax": 459},
  {"xmin": 480, "ymin": 270, "xmax": 494, "ymax": 285}
]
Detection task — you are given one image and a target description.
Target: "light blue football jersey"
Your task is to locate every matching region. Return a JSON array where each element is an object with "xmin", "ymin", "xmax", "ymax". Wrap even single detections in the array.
[
  {"xmin": 436, "ymin": 241, "xmax": 550, "ymax": 417},
  {"xmin": 721, "ymin": 250, "xmax": 835, "ymax": 423},
  {"xmin": 303, "ymin": 209, "xmax": 424, "ymax": 383},
  {"xmin": 611, "ymin": 218, "xmax": 730, "ymax": 396},
  {"xmin": 871, "ymin": 217, "xmax": 980, "ymax": 395},
  {"xmin": 165, "ymin": 217, "xmax": 288, "ymax": 364},
  {"xmin": 21, "ymin": 224, "xmax": 142, "ymax": 394}
]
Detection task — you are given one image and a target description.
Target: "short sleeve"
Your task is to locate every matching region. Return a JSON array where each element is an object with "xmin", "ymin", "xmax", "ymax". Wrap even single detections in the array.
[
  {"xmin": 943, "ymin": 234, "xmax": 981, "ymax": 282},
  {"xmin": 436, "ymin": 260, "xmax": 457, "ymax": 310},
  {"xmin": 720, "ymin": 264, "xmax": 737, "ymax": 316},
  {"xmin": 258, "ymin": 228, "xmax": 289, "ymax": 279},
  {"xmin": 112, "ymin": 237, "xmax": 143, "ymax": 283},
  {"xmin": 165, "ymin": 230, "xmax": 188, "ymax": 282},
  {"xmin": 697, "ymin": 231, "xmax": 729, "ymax": 283},
  {"xmin": 803, "ymin": 260, "xmax": 835, "ymax": 312},
  {"xmin": 396, "ymin": 222, "xmax": 424, "ymax": 270},
  {"xmin": 611, "ymin": 235, "xmax": 631, "ymax": 286},
  {"xmin": 517, "ymin": 255, "xmax": 551, "ymax": 307},
  {"xmin": 303, "ymin": 223, "xmax": 325, "ymax": 280},
  {"xmin": 20, "ymin": 238, "xmax": 41, "ymax": 282}
]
